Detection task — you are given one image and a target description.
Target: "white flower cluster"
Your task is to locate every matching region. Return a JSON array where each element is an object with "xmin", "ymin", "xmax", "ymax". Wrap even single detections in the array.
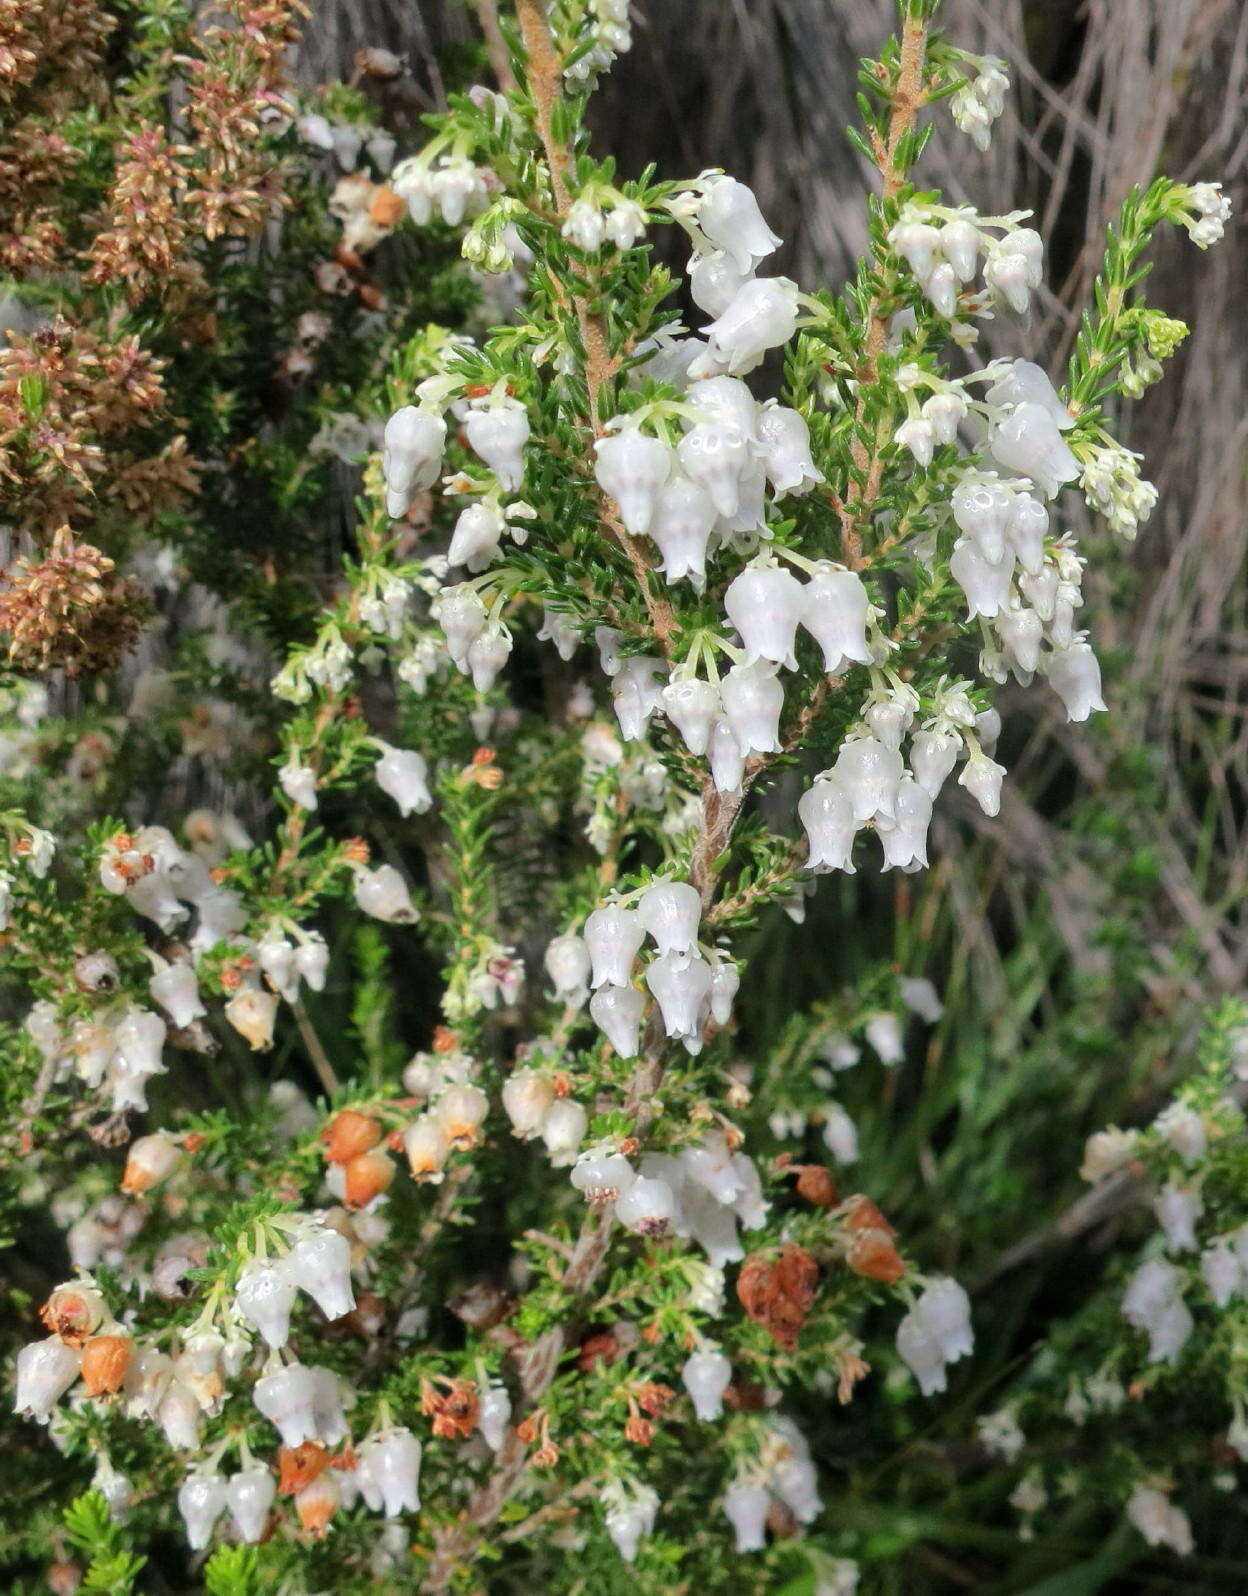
[
  {"xmin": 890, "ymin": 201, "xmax": 1042, "ymax": 321},
  {"xmin": 297, "ymin": 111, "xmax": 396, "ymax": 176},
  {"xmin": 723, "ymin": 1416, "xmax": 822, "ymax": 1552},
  {"xmin": 571, "ymin": 1129, "xmax": 767, "ymax": 1263},
  {"xmin": 391, "ymin": 152, "xmax": 493, "ymax": 228},
  {"xmin": 563, "ymin": 0, "xmax": 632, "ymax": 86},
  {"xmin": 949, "ymin": 55, "xmax": 1009, "ymax": 151}
]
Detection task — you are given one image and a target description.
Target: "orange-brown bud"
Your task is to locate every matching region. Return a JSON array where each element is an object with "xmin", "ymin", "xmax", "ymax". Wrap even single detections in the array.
[
  {"xmin": 295, "ymin": 1473, "xmax": 340, "ymax": 1535},
  {"xmin": 842, "ymin": 1194, "xmax": 896, "ymax": 1235},
  {"xmin": 794, "ymin": 1165, "xmax": 839, "ymax": 1208},
  {"xmin": 81, "ymin": 1334, "xmax": 133, "ymax": 1396},
  {"xmin": 322, "ymin": 1109, "xmax": 381, "ymax": 1165},
  {"xmin": 369, "ymin": 187, "xmax": 406, "ymax": 227},
  {"xmin": 342, "ymin": 1149, "xmax": 396, "ymax": 1209},
  {"xmin": 279, "ymin": 1442, "xmax": 329, "ymax": 1496},
  {"xmin": 40, "ymin": 1285, "xmax": 104, "ymax": 1346},
  {"xmin": 846, "ymin": 1227, "xmax": 906, "ymax": 1284}
]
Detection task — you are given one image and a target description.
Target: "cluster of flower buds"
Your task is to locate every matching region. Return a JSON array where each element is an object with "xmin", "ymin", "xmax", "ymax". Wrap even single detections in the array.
[
  {"xmin": 570, "ymin": 1129, "xmax": 767, "ymax": 1264},
  {"xmin": 722, "ymin": 1416, "xmax": 822, "ymax": 1553},
  {"xmin": 561, "ymin": 186, "xmax": 648, "ymax": 252},
  {"xmin": 401, "ymin": 1051, "xmax": 490, "ymax": 1184},
  {"xmin": 1126, "ymin": 1483, "xmax": 1194, "ymax": 1556},
  {"xmin": 894, "ymin": 1277, "xmax": 974, "ymax": 1395},
  {"xmin": 948, "ymin": 55, "xmax": 1010, "ymax": 151},
  {"xmin": 501, "ymin": 1066, "xmax": 589, "ymax": 1166},
  {"xmin": 889, "ymin": 201, "xmax": 1044, "ymax": 321}
]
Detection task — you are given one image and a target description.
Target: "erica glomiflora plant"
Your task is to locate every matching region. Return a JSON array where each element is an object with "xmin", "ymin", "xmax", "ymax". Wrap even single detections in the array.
[{"xmin": 2, "ymin": 0, "xmax": 1231, "ymax": 1590}]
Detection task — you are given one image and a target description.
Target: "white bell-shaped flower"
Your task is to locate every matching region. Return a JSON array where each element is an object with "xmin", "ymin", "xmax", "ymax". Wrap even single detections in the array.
[
  {"xmin": 615, "ymin": 1174, "xmax": 680, "ymax": 1235},
  {"xmin": 1202, "ymin": 1241, "xmax": 1241, "ymax": 1307},
  {"xmin": 723, "ymin": 1478, "xmax": 770, "ymax": 1553},
  {"xmin": 602, "ymin": 1481, "xmax": 660, "ymax": 1564},
  {"xmin": 686, "ymin": 373, "xmax": 761, "ymax": 435},
  {"xmin": 178, "ymin": 1472, "xmax": 228, "ymax": 1551},
  {"xmin": 940, "ymin": 215, "xmax": 981, "ymax": 281},
  {"xmin": 448, "ymin": 502, "xmax": 505, "ymax": 572},
  {"xmin": 404, "ymin": 1115, "xmax": 449, "ymax": 1181},
  {"xmin": 584, "ymin": 904, "xmax": 646, "ymax": 988},
  {"xmin": 358, "ymin": 1429, "xmax": 422, "ymax": 1518},
  {"xmin": 375, "ymin": 745, "xmax": 433, "ymax": 817},
  {"xmin": 677, "ymin": 417, "xmax": 753, "ymax": 519},
  {"xmin": 149, "ymin": 961, "xmax": 205, "ymax": 1029},
  {"xmin": 688, "ymin": 249, "xmax": 752, "ymax": 316},
  {"xmin": 502, "ymin": 1068, "xmax": 556, "ymax": 1138},
  {"xmin": 1155, "ymin": 1183, "xmax": 1201, "ymax": 1253},
  {"xmin": 537, "ymin": 604, "xmax": 579, "ymax": 660},
  {"xmin": 798, "ymin": 778, "xmax": 857, "ymax": 873},
  {"xmin": 286, "ymin": 1226, "xmax": 356, "ymax": 1322},
  {"xmin": 909, "ymin": 727, "xmax": 960, "ymax": 798},
  {"xmin": 866, "ymin": 687, "xmax": 917, "ymax": 752},
  {"xmin": 645, "ymin": 950, "xmax": 712, "ymax": 1051},
  {"xmin": 975, "ymin": 706, "xmax": 1002, "ymax": 756},
  {"xmin": 637, "ymin": 879, "xmax": 701, "ymax": 956},
  {"xmin": 822, "ymin": 1103, "xmax": 859, "ymax": 1163},
  {"xmin": 354, "ymin": 864, "xmax": 418, "ymax": 923},
  {"xmin": 570, "ymin": 1148, "xmax": 637, "ymax": 1202},
  {"xmin": 1045, "ymin": 640, "xmax": 1106, "ymax": 722},
  {"xmin": 695, "ymin": 176, "xmax": 781, "ymax": 273},
  {"xmin": 226, "ymin": 1467, "xmax": 276, "ymax": 1543},
  {"xmin": 877, "ymin": 777, "xmax": 933, "ymax": 870},
  {"xmin": 682, "ymin": 1348, "xmax": 732, "ymax": 1421},
  {"xmin": 918, "ymin": 1277, "xmax": 974, "ymax": 1361},
  {"xmin": 989, "ymin": 402, "xmax": 1079, "ymax": 499},
  {"xmin": 612, "ymin": 655, "xmax": 665, "ymax": 741},
  {"xmin": 984, "ymin": 228, "xmax": 1043, "ymax": 313},
  {"xmin": 986, "ymin": 359, "xmax": 1073, "ymax": 430},
  {"xmin": 1005, "ymin": 492, "xmax": 1048, "ymax": 574},
  {"xmin": 895, "ymin": 416, "xmax": 935, "ymax": 468},
  {"xmin": 922, "ymin": 391, "xmax": 967, "ymax": 446},
  {"xmin": 589, "ymin": 983, "xmax": 646, "ymax": 1058},
  {"xmin": 14, "ymin": 1337, "xmax": 80, "ymax": 1421},
  {"xmin": 801, "ymin": 566, "xmax": 873, "ymax": 672},
  {"xmin": 709, "ymin": 716, "xmax": 746, "ymax": 794},
  {"xmin": 833, "ymin": 735, "xmax": 903, "ymax": 824},
  {"xmin": 309, "ymin": 1365, "xmax": 349, "ymax": 1444},
  {"xmin": 900, "ymin": 975, "xmax": 944, "ymax": 1024},
  {"xmin": 660, "ymin": 676, "xmax": 720, "ymax": 756},
  {"xmin": 253, "ymin": 1362, "xmax": 319, "ymax": 1447},
  {"xmin": 382, "ymin": 406, "xmax": 446, "ymax": 517},
  {"xmin": 438, "ymin": 585, "xmax": 487, "ymax": 670},
  {"xmin": 958, "ymin": 749, "xmax": 1006, "ymax": 816},
  {"xmin": 606, "ymin": 198, "xmax": 647, "ymax": 249},
  {"xmin": 464, "ymin": 398, "xmax": 529, "ymax": 492},
  {"xmin": 995, "ymin": 601, "xmax": 1043, "ymax": 676},
  {"xmin": 952, "ymin": 478, "xmax": 1014, "ymax": 563},
  {"xmin": 695, "ymin": 277, "xmax": 801, "ymax": 375},
  {"xmin": 648, "ymin": 473, "xmax": 717, "ymax": 589},
  {"xmin": 235, "ymin": 1261, "xmax": 297, "ymax": 1349},
  {"xmin": 756, "ymin": 401, "xmax": 823, "ymax": 495},
  {"xmin": 709, "ymin": 958, "xmax": 740, "ymax": 1025},
  {"xmin": 594, "ymin": 423, "xmax": 671, "ymax": 535},
  {"xmin": 562, "ymin": 196, "xmax": 606, "ymax": 251},
  {"xmin": 541, "ymin": 1098, "xmax": 588, "ymax": 1165},
  {"xmin": 724, "ymin": 564, "xmax": 804, "ymax": 670},
  {"xmin": 950, "ymin": 537, "xmax": 1013, "ymax": 619},
  {"xmin": 477, "ymin": 1384, "xmax": 512, "ymax": 1451},
  {"xmin": 720, "ymin": 660, "xmax": 783, "ymax": 756},
  {"xmin": 864, "ymin": 1010, "xmax": 905, "ymax": 1064},
  {"xmin": 544, "ymin": 933, "xmax": 591, "ymax": 1006}
]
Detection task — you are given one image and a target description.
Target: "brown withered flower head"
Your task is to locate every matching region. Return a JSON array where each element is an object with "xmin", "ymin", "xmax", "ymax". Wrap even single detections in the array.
[
  {"xmin": 0, "ymin": 526, "xmax": 150, "ymax": 676},
  {"xmin": 736, "ymin": 1244, "xmax": 820, "ymax": 1350}
]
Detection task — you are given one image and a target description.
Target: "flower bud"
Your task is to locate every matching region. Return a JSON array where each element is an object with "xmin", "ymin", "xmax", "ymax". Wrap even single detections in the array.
[
  {"xmin": 235, "ymin": 1261, "xmax": 298, "ymax": 1349},
  {"xmin": 354, "ymin": 864, "xmax": 418, "ymax": 924},
  {"xmin": 14, "ymin": 1338, "xmax": 81, "ymax": 1421},
  {"xmin": 709, "ymin": 958, "xmax": 739, "ymax": 1026},
  {"xmin": 227, "ymin": 1467, "xmax": 276, "ymax": 1543},
  {"xmin": 541, "ymin": 1098, "xmax": 588, "ymax": 1165},
  {"xmin": 615, "ymin": 1174, "xmax": 680, "ymax": 1235},
  {"xmin": 909, "ymin": 728, "xmax": 959, "ymax": 798},
  {"xmin": 720, "ymin": 661, "xmax": 783, "ymax": 756},
  {"xmin": 958, "ymin": 749, "xmax": 1006, "ymax": 816},
  {"xmin": 584, "ymin": 904, "xmax": 646, "ymax": 989},
  {"xmin": 645, "ymin": 950, "xmax": 712, "ymax": 1052},
  {"xmin": 502, "ymin": 1068, "xmax": 556, "ymax": 1139},
  {"xmin": 375, "ymin": 746, "xmax": 433, "ymax": 817},
  {"xmin": 341, "ymin": 1149, "xmax": 396, "ymax": 1209},
  {"xmin": 940, "ymin": 216, "xmax": 981, "ymax": 281},
  {"xmin": 594, "ymin": 424, "xmax": 671, "ymax": 535},
  {"xmin": 323, "ymin": 1109, "xmax": 382, "ymax": 1165},
  {"xmin": 589, "ymin": 982, "xmax": 646, "ymax": 1058},
  {"xmin": 178, "ymin": 1472, "xmax": 228, "ymax": 1551},
  {"xmin": 477, "ymin": 1384, "xmax": 512, "ymax": 1451},
  {"xmin": 681, "ymin": 1348, "xmax": 732, "ymax": 1420},
  {"xmin": 864, "ymin": 1010, "xmax": 904, "ymax": 1065},
  {"xmin": 121, "ymin": 1131, "xmax": 182, "ymax": 1195},
  {"xmin": 709, "ymin": 716, "xmax": 746, "ymax": 794}
]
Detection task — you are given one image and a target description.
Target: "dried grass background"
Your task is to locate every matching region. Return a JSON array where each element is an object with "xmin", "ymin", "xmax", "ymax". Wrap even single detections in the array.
[{"xmin": 297, "ymin": 0, "xmax": 1248, "ymax": 1036}]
